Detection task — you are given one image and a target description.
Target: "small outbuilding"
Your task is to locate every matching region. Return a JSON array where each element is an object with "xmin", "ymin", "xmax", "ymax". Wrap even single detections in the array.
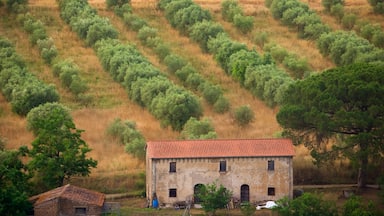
[{"xmin": 29, "ymin": 184, "xmax": 105, "ymax": 216}]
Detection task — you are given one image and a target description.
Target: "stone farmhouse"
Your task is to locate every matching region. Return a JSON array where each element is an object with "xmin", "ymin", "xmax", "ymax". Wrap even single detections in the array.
[
  {"xmin": 146, "ymin": 138, "xmax": 295, "ymax": 208},
  {"xmin": 29, "ymin": 184, "xmax": 107, "ymax": 216}
]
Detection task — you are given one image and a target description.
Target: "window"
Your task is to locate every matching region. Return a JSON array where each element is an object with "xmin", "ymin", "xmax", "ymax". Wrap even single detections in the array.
[
  {"xmin": 169, "ymin": 162, "xmax": 176, "ymax": 173},
  {"xmin": 169, "ymin": 188, "xmax": 177, "ymax": 197},
  {"xmin": 268, "ymin": 187, "xmax": 275, "ymax": 196},
  {"xmin": 75, "ymin": 207, "xmax": 86, "ymax": 215},
  {"xmin": 219, "ymin": 160, "xmax": 227, "ymax": 172},
  {"xmin": 268, "ymin": 160, "xmax": 274, "ymax": 171}
]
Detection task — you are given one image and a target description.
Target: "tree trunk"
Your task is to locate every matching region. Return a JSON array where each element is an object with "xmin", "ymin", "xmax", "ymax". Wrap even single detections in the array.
[{"xmin": 357, "ymin": 155, "xmax": 368, "ymax": 188}]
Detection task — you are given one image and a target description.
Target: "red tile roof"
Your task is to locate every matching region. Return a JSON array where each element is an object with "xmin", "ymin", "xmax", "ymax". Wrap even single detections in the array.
[
  {"xmin": 146, "ymin": 138, "xmax": 295, "ymax": 159},
  {"xmin": 29, "ymin": 184, "xmax": 105, "ymax": 207}
]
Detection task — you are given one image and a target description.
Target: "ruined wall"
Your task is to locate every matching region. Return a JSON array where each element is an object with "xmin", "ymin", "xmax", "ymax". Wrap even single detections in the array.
[{"xmin": 147, "ymin": 156, "xmax": 293, "ymax": 207}]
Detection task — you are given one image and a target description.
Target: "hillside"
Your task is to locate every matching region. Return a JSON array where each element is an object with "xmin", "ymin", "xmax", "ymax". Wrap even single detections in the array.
[{"xmin": 0, "ymin": 0, "xmax": 381, "ymax": 193}]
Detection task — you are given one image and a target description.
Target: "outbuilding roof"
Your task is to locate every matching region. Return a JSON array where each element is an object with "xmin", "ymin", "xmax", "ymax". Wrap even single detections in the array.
[
  {"xmin": 146, "ymin": 138, "xmax": 295, "ymax": 159},
  {"xmin": 29, "ymin": 184, "xmax": 105, "ymax": 207}
]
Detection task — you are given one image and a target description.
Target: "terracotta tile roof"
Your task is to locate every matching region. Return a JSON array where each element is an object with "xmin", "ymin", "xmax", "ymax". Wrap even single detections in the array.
[
  {"xmin": 29, "ymin": 184, "xmax": 105, "ymax": 206},
  {"xmin": 146, "ymin": 138, "xmax": 295, "ymax": 159}
]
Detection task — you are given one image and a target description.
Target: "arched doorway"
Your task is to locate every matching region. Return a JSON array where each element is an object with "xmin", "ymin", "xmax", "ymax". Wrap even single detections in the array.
[
  {"xmin": 240, "ymin": 184, "xmax": 250, "ymax": 203},
  {"xmin": 194, "ymin": 184, "xmax": 204, "ymax": 204}
]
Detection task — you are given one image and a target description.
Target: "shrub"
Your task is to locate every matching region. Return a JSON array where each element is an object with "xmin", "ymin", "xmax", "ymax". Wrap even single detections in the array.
[
  {"xmin": 233, "ymin": 14, "xmax": 254, "ymax": 34},
  {"xmin": 322, "ymin": 0, "xmax": 344, "ymax": 12},
  {"xmin": 282, "ymin": 54, "xmax": 309, "ymax": 79},
  {"xmin": 180, "ymin": 117, "xmax": 217, "ymax": 140},
  {"xmin": 186, "ymin": 73, "xmax": 204, "ymax": 91},
  {"xmin": 221, "ymin": 0, "xmax": 242, "ymax": 22},
  {"xmin": 233, "ymin": 105, "xmax": 254, "ymax": 126},
  {"xmin": 201, "ymin": 83, "xmax": 223, "ymax": 105},
  {"xmin": 213, "ymin": 96, "xmax": 230, "ymax": 113},
  {"xmin": 163, "ymin": 54, "xmax": 187, "ymax": 74},
  {"xmin": 240, "ymin": 202, "xmax": 255, "ymax": 216},
  {"xmin": 69, "ymin": 75, "xmax": 88, "ymax": 95},
  {"xmin": 173, "ymin": 4, "xmax": 211, "ymax": 35},
  {"xmin": 175, "ymin": 64, "xmax": 196, "ymax": 82},
  {"xmin": 253, "ymin": 31, "xmax": 269, "ymax": 49},
  {"xmin": 106, "ymin": 0, "xmax": 130, "ymax": 9},
  {"xmin": 368, "ymin": 0, "xmax": 384, "ymax": 14},
  {"xmin": 123, "ymin": 13, "xmax": 147, "ymax": 31},
  {"xmin": 137, "ymin": 26, "xmax": 158, "ymax": 45},
  {"xmin": 37, "ymin": 38, "xmax": 57, "ymax": 64},
  {"xmin": 154, "ymin": 42, "xmax": 171, "ymax": 62},
  {"xmin": 189, "ymin": 20, "xmax": 225, "ymax": 52},
  {"xmin": 341, "ymin": 13, "xmax": 357, "ymax": 30},
  {"xmin": 330, "ymin": 3, "xmax": 344, "ymax": 22},
  {"xmin": 342, "ymin": 196, "xmax": 383, "ymax": 216},
  {"xmin": 273, "ymin": 193, "xmax": 338, "ymax": 216}
]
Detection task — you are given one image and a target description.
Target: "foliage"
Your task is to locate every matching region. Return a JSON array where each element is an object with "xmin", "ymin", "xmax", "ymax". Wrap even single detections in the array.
[
  {"xmin": 213, "ymin": 96, "xmax": 230, "ymax": 113},
  {"xmin": 341, "ymin": 13, "xmax": 357, "ymax": 30},
  {"xmin": 163, "ymin": 54, "xmax": 187, "ymax": 74},
  {"xmin": 0, "ymin": 148, "xmax": 32, "ymax": 216},
  {"xmin": 233, "ymin": 14, "xmax": 254, "ymax": 34},
  {"xmin": 180, "ymin": 117, "xmax": 217, "ymax": 139},
  {"xmin": 173, "ymin": 4, "xmax": 211, "ymax": 35},
  {"xmin": 197, "ymin": 181, "xmax": 233, "ymax": 216},
  {"xmin": 221, "ymin": 0, "xmax": 242, "ymax": 22},
  {"xmin": 273, "ymin": 193, "xmax": 338, "ymax": 216},
  {"xmin": 200, "ymin": 83, "xmax": 223, "ymax": 105},
  {"xmin": 26, "ymin": 103, "xmax": 97, "ymax": 189},
  {"xmin": 233, "ymin": 105, "xmax": 254, "ymax": 127},
  {"xmin": 240, "ymin": 202, "xmax": 255, "ymax": 216},
  {"xmin": 342, "ymin": 196, "xmax": 383, "ymax": 216},
  {"xmin": 317, "ymin": 31, "xmax": 383, "ymax": 66},
  {"xmin": 53, "ymin": 59, "xmax": 89, "ymax": 95},
  {"xmin": 106, "ymin": 0, "xmax": 130, "ymax": 9},
  {"xmin": 276, "ymin": 63, "xmax": 384, "ymax": 187},
  {"xmin": 189, "ymin": 20, "xmax": 225, "ymax": 52},
  {"xmin": 228, "ymin": 49, "xmax": 262, "ymax": 84},
  {"xmin": 151, "ymin": 86, "xmax": 202, "ymax": 131},
  {"xmin": 322, "ymin": 0, "xmax": 344, "ymax": 12},
  {"xmin": 123, "ymin": 13, "xmax": 148, "ymax": 31},
  {"xmin": 0, "ymin": 36, "xmax": 59, "ymax": 116},
  {"xmin": 107, "ymin": 118, "xmax": 146, "ymax": 160},
  {"xmin": 5, "ymin": 0, "xmax": 27, "ymax": 13},
  {"xmin": 368, "ymin": 0, "xmax": 384, "ymax": 14},
  {"xmin": 253, "ymin": 31, "xmax": 269, "ymax": 49}
]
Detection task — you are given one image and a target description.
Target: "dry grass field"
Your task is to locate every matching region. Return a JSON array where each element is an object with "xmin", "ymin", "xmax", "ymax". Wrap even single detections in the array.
[{"xmin": 0, "ymin": 0, "xmax": 382, "ymax": 197}]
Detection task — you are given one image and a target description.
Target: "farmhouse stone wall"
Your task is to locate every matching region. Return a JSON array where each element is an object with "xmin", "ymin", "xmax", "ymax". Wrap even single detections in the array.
[
  {"xmin": 147, "ymin": 156, "xmax": 293, "ymax": 207},
  {"xmin": 33, "ymin": 197, "xmax": 103, "ymax": 216}
]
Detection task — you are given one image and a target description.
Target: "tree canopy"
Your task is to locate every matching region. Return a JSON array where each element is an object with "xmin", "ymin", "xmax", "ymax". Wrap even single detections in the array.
[
  {"xmin": 277, "ymin": 63, "xmax": 384, "ymax": 187},
  {"xmin": 0, "ymin": 148, "xmax": 32, "ymax": 216},
  {"xmin": 26, "ymin": 102, "xmax": 97, "ymax": 190}
]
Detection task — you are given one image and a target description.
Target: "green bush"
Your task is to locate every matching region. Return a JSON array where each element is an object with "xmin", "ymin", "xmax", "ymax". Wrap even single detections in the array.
[
  {"xmin": 221, "ymin": 0, "xmax": 242, "ymax": 22},
  {"xmin": 233, "ymin": 105, "xmax": 254, "ymax": 126},
  {"xmin": 37, "ymin": 38, "xmax": 57, "ymax": 64},
  {"xmin": 330, "ymin": 3, "xmax": 344, "ymax": 22},
  {"xmin": 137, "ymin": 26, "xmax": 158, "ymax": 45},
  {"xmin": 233, "ymin": 14, "xmax": 254, "ymax": 34},
  {"xmin": 106, "ymin": 0, "xmax": 130, "ymax": 9},
  {"xmin": 163, "ymin": 54, "xmax": 187, "ymax": 74},
  {"xmin": 273, "ymin": 193, "xmax": 338, "ymax": 216},
  {"xmin": 173, "ymin": 4, "xmax": 211, "ymax": 34},
  {"xmin": 213, "ymin": 96, "xmax": 230, "ymax": 113},
  {"xmin": 341, "ymin": 13, "xmax": 357, "ymax": 30},
  {"xmin": 201, "ymin": 83, "xmax": 223, "ymax": 105},
  {"xmin": 342, "ymin": 196, "xmax": 383, "ymax": 216},
  {"xmin": 368, "ymin": 0, "xmax": 384, "ymax": 14},
  {"xmin": 253, "ymin": 31, "xmax": 269, "ymax": 49},
  {"xmin": 123, "ymin": 13, "xmax": 147, "ymax": 31},
  {"xmin": 322, "ymin": 0, "xmax": 344, "ymax": 12},
  {"xmin": 154, "ymin": 42, "xmax": 171, "ymax": 62},
  {"xmin": 186, "ymin": 73, "xmax": 204, "ymax": 91},
  {"xmin": 180, "ymin": 117, "xmax": 217, "ymax": 140},
  {"xmin": 175, "ymin": 64, "xmax": 196, "ymax": 82},
  {"xmin": 282, "ymin": 54, "xmax": 309, "ymax": 79},
  {"xmin": 189, "ymin": 20, "xmax": 225, "ymax": 52}
]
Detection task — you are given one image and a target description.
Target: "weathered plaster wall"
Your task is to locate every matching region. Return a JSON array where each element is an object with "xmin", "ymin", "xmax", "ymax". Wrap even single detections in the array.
[{"xmin": 147, "ymin": 156, "xmax": 293, "ymax": 207}]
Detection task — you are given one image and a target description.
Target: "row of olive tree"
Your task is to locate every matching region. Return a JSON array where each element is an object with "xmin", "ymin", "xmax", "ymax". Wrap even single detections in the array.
[
  {"xmin": 322, "ymin": 1, "xmax": 384, "ymax": 49},
  {"xmin": 266, "ymin": 0, "xmax": 384, "ymax": 66},
  {"xmin": 221, "ymin": 0, "xmax": 254, "ymax": 34},
  {"xmin": 17, "ymin": 13, "xmax": 90, "ymax": 101},
  {"xmin": 57, "ymin": 0, "xmax": 202, "ymax": 131},
  {"xmin": 0, "ymin": 37, "xmax": 59, "ymax": 115},
  {"xmin": 111, "ymin": 2, "xmax": 230, "ymax": 114},
  {"xmin": 106, "ymin": 118, "xmax": 146, "ymax": 160},
  {"xmin": 95, "ymin": 39, "xmax": 202, "ymax": 131},
  {"xmin": 159, "ymin": 0, "xmax": 294, "ymax": 107},
  {"xmin": 19, "ymin": 13, "xmax": 57, "ymax": 64}
]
